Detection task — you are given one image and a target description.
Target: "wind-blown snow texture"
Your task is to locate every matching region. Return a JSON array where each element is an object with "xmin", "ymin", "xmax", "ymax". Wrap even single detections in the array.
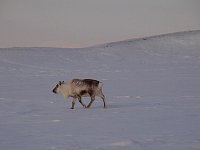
[{"xmin": 0, "ymin": 31, "xmax": 200, "ymax": 150}]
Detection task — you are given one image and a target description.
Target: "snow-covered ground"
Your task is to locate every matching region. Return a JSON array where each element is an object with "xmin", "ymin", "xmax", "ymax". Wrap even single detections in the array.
[{"xmin": 0, "ymin": 30, "xmax": 200, "ymax": 150}]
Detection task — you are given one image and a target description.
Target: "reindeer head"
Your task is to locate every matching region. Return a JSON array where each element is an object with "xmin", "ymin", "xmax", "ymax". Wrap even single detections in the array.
[{"xmin": 52, "ymin": 81, "xmax": 64, "ymax": 94}]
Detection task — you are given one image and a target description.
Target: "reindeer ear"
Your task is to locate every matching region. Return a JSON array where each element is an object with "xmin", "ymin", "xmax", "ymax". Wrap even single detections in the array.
[
  {"xmin": 59, "ymin": 81, "xmax": 62, "ymax": 85},
  {"xmin": 62, "ymin": 81, "xmax": 65, "ymax": 84}
]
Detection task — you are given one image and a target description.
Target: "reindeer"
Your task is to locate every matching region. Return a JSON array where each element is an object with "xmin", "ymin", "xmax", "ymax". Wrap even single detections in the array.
[{"xmin": 52, "ymin": 79, "xmax": 106, "ymax": 109}]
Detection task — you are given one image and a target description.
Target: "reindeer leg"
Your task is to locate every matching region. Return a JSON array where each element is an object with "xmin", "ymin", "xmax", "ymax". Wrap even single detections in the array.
[
  {"xmin": 77, "ymin": 95, "xmax": 86, "ymax": 108},
  {"xmin": 101, "ymin": 94, "xmax": 106, "ymax": 108},
  {"xmin": 87, "ymin": 96, "xmax": 95, "ymax": 108},
  {"xmin": 99, "ymin": 93, "xmax": 106, "ymax": 108},
  {"xmin": 71, "ymin": 97, "xmax": 77, "ymax": 109}
]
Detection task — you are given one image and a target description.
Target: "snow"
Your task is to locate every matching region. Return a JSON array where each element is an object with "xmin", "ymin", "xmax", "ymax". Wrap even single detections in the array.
[{"xmin": 0, "ymin": 30, "xmax": 200, "ymax": 150}]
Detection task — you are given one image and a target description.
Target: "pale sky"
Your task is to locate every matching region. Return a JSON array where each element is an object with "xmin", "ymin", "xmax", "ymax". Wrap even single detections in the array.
[{"xmin": 0, "ymin": 0, "xmax": 200, "ymax": 48}]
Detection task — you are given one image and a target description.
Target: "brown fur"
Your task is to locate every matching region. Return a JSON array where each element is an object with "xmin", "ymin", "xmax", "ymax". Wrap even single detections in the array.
[{"xmin": 52, "ymin": 79, "xmax": 106, "ymax": 109}]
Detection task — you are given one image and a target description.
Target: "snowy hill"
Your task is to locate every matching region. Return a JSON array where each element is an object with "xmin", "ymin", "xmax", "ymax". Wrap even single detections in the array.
[{"xmin": 0, "ymin": 30, "xmax": 200, "ymax": 150}]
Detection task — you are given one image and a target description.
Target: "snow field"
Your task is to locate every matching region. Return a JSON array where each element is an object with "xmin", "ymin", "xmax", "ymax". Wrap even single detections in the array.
[{"xmin": 0, "ymin": 31, "xmax": 200, "ymax": 150}]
